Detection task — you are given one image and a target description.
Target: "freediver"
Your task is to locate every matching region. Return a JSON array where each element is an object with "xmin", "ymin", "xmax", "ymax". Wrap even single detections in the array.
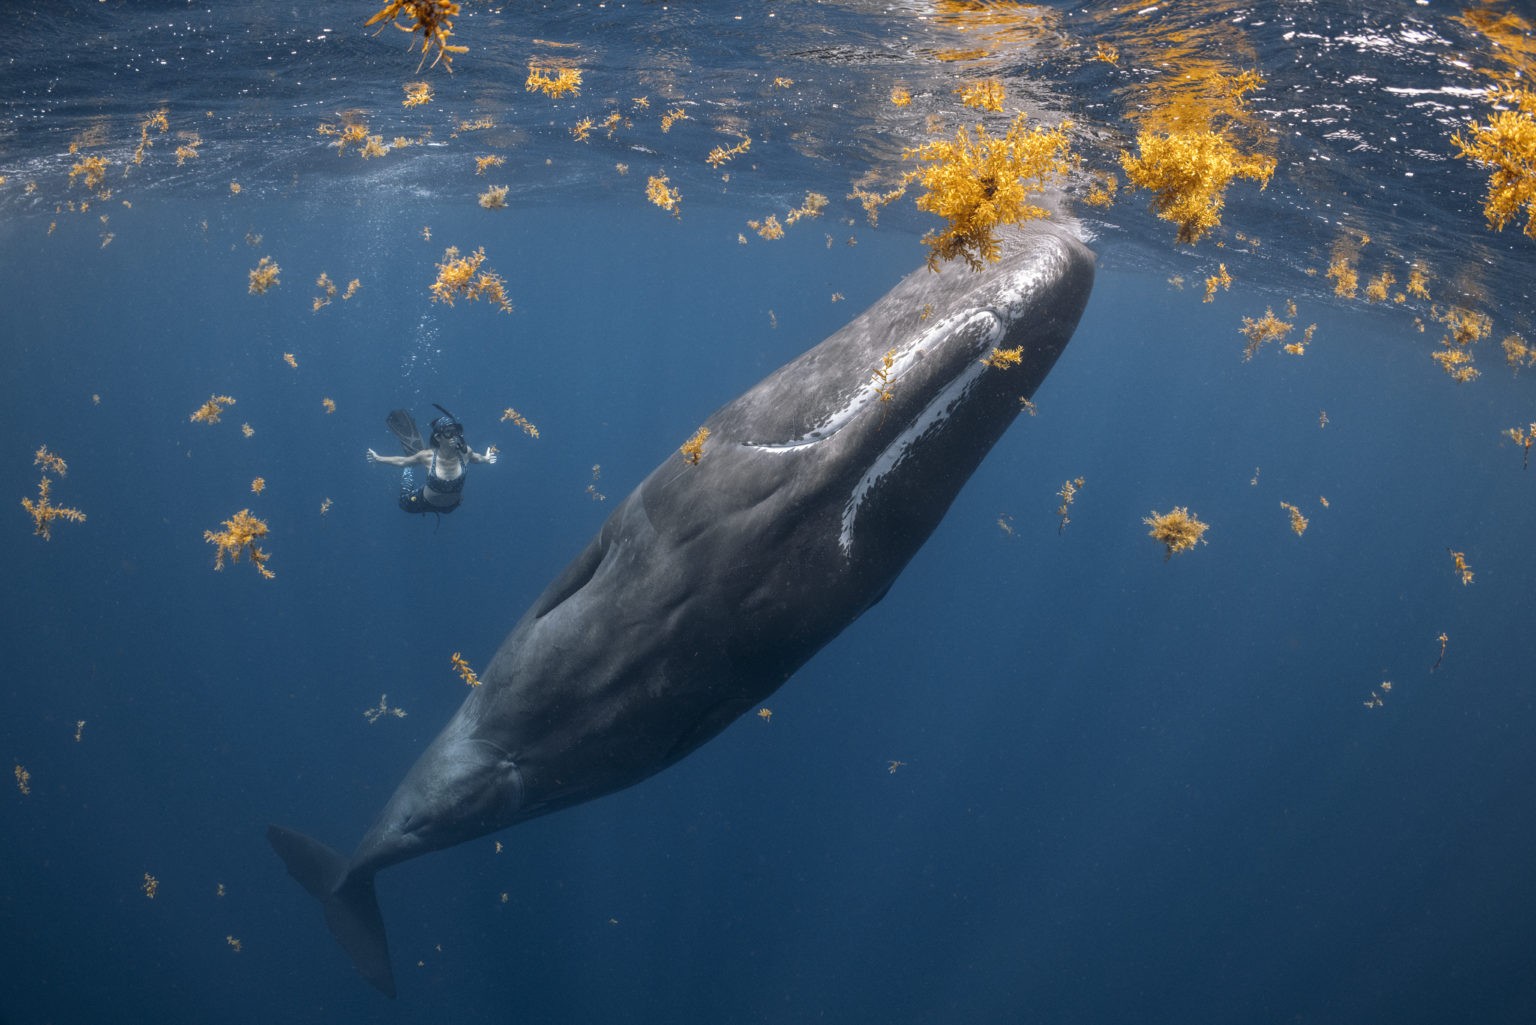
[{"xmin": 366, "ymin": 405, "xmax": 497, "ymax": 515}]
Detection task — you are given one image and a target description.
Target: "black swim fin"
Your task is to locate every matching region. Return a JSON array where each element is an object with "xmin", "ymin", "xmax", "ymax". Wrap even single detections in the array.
[
  {"xmin": 267, "ymin": 825, "xmax": 397, "ymax": 998},
  {"xmin": 385, "ymin": 408, "xmax": 426, "ymax": 455}
]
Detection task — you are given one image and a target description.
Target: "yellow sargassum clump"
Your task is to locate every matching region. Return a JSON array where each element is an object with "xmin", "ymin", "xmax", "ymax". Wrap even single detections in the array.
[
  {"xmin": 204, "ymin": 509, "xmax": 275, "ymax": 579},
  {"xmin": 1119, "ymin": 71, "xmax": 1275, "ymax": 244},
  {"xmin": 366, "ymin": 1, "xmax": 467, "ymax": 72},
  {"xmin": 904, "ymin": 112, "xmax": 1073, "ymax": 271},
  {"xmin": 1121, "ymin": 130, "xmax": 1275, "ymax": 245},
  {"xmin": 1144, "ymin": 507, "xmax": 1209, "ymax": 560},
  {"xmin": 1452, "ymin": 88, "xmax": 1536, "ymax": 240}
]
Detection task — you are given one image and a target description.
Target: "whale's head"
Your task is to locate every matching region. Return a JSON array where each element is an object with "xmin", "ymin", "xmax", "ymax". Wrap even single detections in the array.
[{"xmin": 702, "ymin": 223, "xmax": 1094, "ymax": 558}]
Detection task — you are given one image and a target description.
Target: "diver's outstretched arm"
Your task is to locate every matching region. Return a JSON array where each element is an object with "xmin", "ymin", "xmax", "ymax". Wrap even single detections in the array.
[{"xmin": 367, "ymin": 449, "xmax": 431, "ymax": 467}]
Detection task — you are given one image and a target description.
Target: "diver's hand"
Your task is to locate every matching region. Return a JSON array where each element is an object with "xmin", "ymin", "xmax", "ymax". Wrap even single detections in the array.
[
  {"xmin": 484, "ymin": 447, "xmax": 499, "ymax": 465},
  {"xmin": 366, "ymin": 448, "xmax": 379, "ymax": 463}
]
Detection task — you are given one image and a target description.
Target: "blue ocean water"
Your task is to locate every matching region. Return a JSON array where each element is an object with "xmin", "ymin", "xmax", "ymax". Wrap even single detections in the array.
[{"xmin": 3, "ymin": 2, "xmax": 1535, "ymax": 1024}]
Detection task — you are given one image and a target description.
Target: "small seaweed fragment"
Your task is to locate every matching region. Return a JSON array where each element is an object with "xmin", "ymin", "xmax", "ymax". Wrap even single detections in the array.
[
  {"xmin": 981, "ymin": 346, "xmax": 1023, "ymax": 369},
  {"xmin": 680, "ymin": 426, "xmax": 711, "ymax": 466},
  {"xmin": 68, "ymin": 155, "xmax": 109, "ymax": 192},
  {"xmin": 1506, "ymin": 422, "xmax": 1536, "ymax": 469},
  {"xmin": 1279, "ymin": 501, "xmax": 1309, "ymax": 536},
  {"xmin": 526, "ymin": 66, "xmax": 582, "ymax": 99},
  {"xmin": 1083, "ymin": 172, "xmax": 1118, "ymax": 208},
  {"xmin": 646, "ymin": 174, "xmax": 682, "ymax": 218},
  {"xmin": 1056, "ymin": 477, "xmax": 1085, "ymax": 533},
  {"xmin": 1430, "ymin": 305, "xmax": 1491, "ymax": 382},
  {"xmin": 248, "ymin": 256, "xmax": 280, "ymax": 295},
  {"xmin": 1202, "ymin": 264, "xmax": 1231, "ymax": 303},
  {"xmin": 34, "ymin": 445, "xmax": 68, "ymax": 476},
  {"xmin": 141, "ymin": 873, "xmax": 159, "ymax": 899},
  {"xmin": 785, "ymin": 192, "xmax": 829, "ymax": 225},
  {"xmin": 957, "ymin": 79, "xmax": 1005, "ymax": 112},
  {"xmin": 174, "ymin": 132, "xmax": 202, "ymax": 166},
  {"xmin": 500, "ymin": 408, "xmax": 540, "ymax": 438},
  {"xmin": 1144, "ymin": 507, "xmax": 1209, "ymax": 560},
  {"xmin": 706, "ymin": 137, "xmax": 751, "ymax": 169},
  {"xmin": 365, "ymin": 1, "xmax": 468, "ymax": 73},
  {"xmin": 430, "ymin": 246, "xmax": 513, "ymax": 312},
  {"xmin": 21, "ymin": 473, "xmax": 85, "ymax": 540},
  {"xmin": 1326, "ymin": 252, "xmax": 1359, "ymax": 299},
  {"xmin": 204, "ymin": 509, "xmax": 275, "ymax": 579},
  {"xmin": 13, "ymin": 764, "xmax": 30, "ymax": 796},
  {"xmin": 748, "ymin": 215, "xmax": 783, "ymax": 240},
  {"xmin": 1239, "ymin": 307, "xmax": 1292, "ymax": 361},
  {"xmin": 1503, "ymin": 333, "xmax": 1536, "ymax": 370},
  {"xmin": 1447, "ymin": 548, "xmax": 1474, "ymax": 586},
  {"xmin": 403, "ymin": 81, "xmax": 433, "ymax": 107},
  {"xmin": 479, "ymin": 185, "xmax": 509, "ymax": 209},
  {"xmin": 451, "ymin": 651, "xmax": 481, "ymax": 687},
  {"xmin": 1430, "ymin": 632, "xmax": 1449, "ymax": 673},
  {"xmin": 364, "ymin": 694, "xmax": 408, "ymax": 723},
  {"xmin": 190, "ymin": 395, "xmax": 236, "ymax": 424},
  {"xmin": 1364, "ymin": 269, "xmax": 1396, "ymax": 303},
  {"xmin": 871, "ymin": 348, "xmax": 898, "ymax": 403}
]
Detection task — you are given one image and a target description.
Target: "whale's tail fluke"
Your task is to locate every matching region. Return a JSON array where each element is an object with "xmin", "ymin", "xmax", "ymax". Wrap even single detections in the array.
[{"xmin": 267, "ymin": 825, "xmax": 397, "ymax": 998}]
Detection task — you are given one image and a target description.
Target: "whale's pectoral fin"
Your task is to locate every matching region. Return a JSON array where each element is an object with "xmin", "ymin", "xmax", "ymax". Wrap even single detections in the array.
[{"xmin": 267, "ymin": 825, "xmax": 397, "ymax": 999}]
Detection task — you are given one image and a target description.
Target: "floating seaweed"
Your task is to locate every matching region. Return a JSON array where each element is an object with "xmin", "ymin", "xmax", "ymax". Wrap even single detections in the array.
[
  {"xmin": 957, "ymin": 79, "xmax": 1005, "ymax": 112},
  {"xmin": 526, "ymin": 66, "xmax": 582, "ymax": 99},
  {"xmin": 1119, "ymin": 72, "xmax": 1274, "ymax": 244},
  {"xmin": 365, "ymin": 1, "xmax": 468, "ymax": 73},
  {"xmin": 451, "ymin": 651, "xmax": 481, "ymax": 687},
  {"xmin": 680, "ymin": 426, "xmax": 710, "ymax": 466},
  {"xmin": 1447, "ymin": 548, "xmax": 1474, "ymax": 586},
  {"xmin": 248, "ymin": 256, "xmax": 280, "ymax": 295},
  {"xmin": 1452, "ymin": 87, "xmax": 1536, "ymax": 240},
  {"xmin": 1280, "ymin": 501, "xmax": 1309, "ymax": 537},
  {"xmin": 22, "ymin": 476, "xmax": 86, "ymax": 544},
  {"xmin": 646, "ymin": 174, "xmax": 682, "ymax": 218},
  {"xmin": 364, "ymin": 694, "xmax": 408, "ymax": 723},
  {"xmin": 1056, "ymin": 477, "xmax": 1085, "ymax": 533},
  {"xmin": 430, "ymin": 246, "xmax": 513, "ymax": 312},
  {"xmin": 981, "ymin": 346, "xmax": 1023, "ymax": 370},
  {"xmin": 500, "ymin": 408, "xmax": 539, "ymax": 439},
  {"xmin": 904, "ymin": 113, "xmax": 1073, "ymax": 270},
  {"xmin": 204, "ymin": 509, "xmax": 275, "ymax": 579},
  {"xmin": 706, "ymin": 137, "xmax": 751, "ymax": 169},
  {"xmin": 1144, "ymin": 507, "xmax": 1209, "ymax": 560},
  {"xmin": 1202, "ymin": 264, "xmax": 1231, "ymax": 303}
]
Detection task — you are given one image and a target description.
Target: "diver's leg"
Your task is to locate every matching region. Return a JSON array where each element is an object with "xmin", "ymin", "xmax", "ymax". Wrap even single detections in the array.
[{"xmin": 398, "ymin": 469, "xmax": 427, "ymax": 514}]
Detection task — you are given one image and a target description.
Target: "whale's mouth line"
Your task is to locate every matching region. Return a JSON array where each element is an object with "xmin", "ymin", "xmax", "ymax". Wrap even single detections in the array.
[
  {"xmin": 838, "ymin": 351, "xmax": 992, "ymax": 555},
  {"xmin": 741, "ymin": 306, "xmax": 1006, "ymax": 453}
]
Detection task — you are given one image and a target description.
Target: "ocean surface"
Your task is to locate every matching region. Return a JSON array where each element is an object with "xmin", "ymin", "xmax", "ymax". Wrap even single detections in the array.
[{"xmin": 3, "ymin": 2, "xmax": 1535, "ymax": 1023}]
